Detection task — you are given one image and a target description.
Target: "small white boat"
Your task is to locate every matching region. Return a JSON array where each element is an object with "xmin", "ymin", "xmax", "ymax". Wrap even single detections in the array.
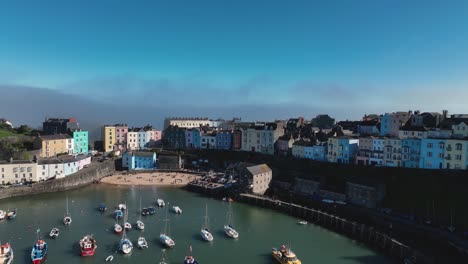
[
  {"xmin": 114, "ymin": 223, "xmax": 122, "ymax": 234},
  {"xmin": 124, "ymin": 222, "xmax": 132, "ymax": 230},
  {"xmin": 160, "ymin": 206, "xmax": 175, "ymax": 248},
  {"xmin": 0, "ymin": 242, "xmax": 13, "ymax": 264},
  {"xmin": 63, "ymin": 197, "xmax": 72, "ymax": 225},
  {"xmin": 49, "ymin": 228, "xmax": 59, "ymax": 238},
  {"xmin": 298, "ymin": 221, "xmax": 308, "ymax": 225},
  {"xmin": 157, "ymin": 199, "xmax": 165, "ymax": 207},
  {"xmin": 224, "ymin": 203, "xmax": 239, "ymax": 239},
  {"xmin": 136, "ymin": 220, "xmax": 145, "ymax": 230},
  {"xmin": 105, "ymin": 255, "xmax": 113, "ymax": 262},
  {"xmin": 137, "ymin": 237, "xmax": 148, "ymax": 249},
  {"xmin": 0, "ymin": 210, "xmax": 5, "ymax": 220},
  {"xmin": 201, "ymin": 204, "xmax": 213, "ymax": 242},
  {"xmin": 118, "ymin": 204, "xmax": 126, "ymax": 211},
  {"xmin": 172, "ymin": 206, "xmax": 182, "ymax": 214}
]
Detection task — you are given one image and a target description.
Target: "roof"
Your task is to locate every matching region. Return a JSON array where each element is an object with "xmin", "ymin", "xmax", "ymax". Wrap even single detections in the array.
[
  {"xmin": 126, "ymin": 151, "xmax": 156, "ymax": 157},
  {"xmin": 359, "ymin": 120, "xmax": 380, "ymax": 126},
  {"xmin": 400, "ymin": 124, "xmax": 428, "ymax": 132},
  {"xmin": 38, "ymin": 158, "xmax": 63, "ymax": 165},
  {"xmin": 246, "ymin": 164, "xmax": 272, "ymax": 175},
  {"xmin": 0, "ymin": 160, "xmax": 34, "ymax": 165},
  {"xmin": 39, "ymin": 134, "xmax": 71, "ymax": 140}
]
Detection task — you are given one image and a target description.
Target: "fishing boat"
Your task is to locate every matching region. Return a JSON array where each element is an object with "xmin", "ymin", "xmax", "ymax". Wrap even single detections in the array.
[
  {"xmin": 79, "ymin": 235, "xmax": 97, "ymax": 256},
  {"xmin": 157, "ymin": 199, "xmax": 165, "ymax": 207},
  {"xmin": 137, "ymin": 237, "xmax": 148, "ymax": 249},
  {"xmin": 184, "ymin": 245, "xmax": 199, "ymax": 264},
  {"xmin": 224, "ymin": 203, "xmax": 239, "ymax": 239},
  {"xmin": 158, "ymin": 249, "xmax": 168, "ymax": 264},
  {"xmin": 136, "ymin": 197, "xmax": 145, "ymax": 230},
  {"xmin": 114, "ymin": 209, "xmax": 123, "ymax": 219},
  {"xmin": 0, "ymin": 242, "xmax": 13, "ymax": 264},
  {"xmin": 119, "ymin": 207, "xmax": 133, "ymax": 254},
  {"xmin": 98, "ymin": 204, "xmax": 107, "ymax": 212},
  {"xmin": 200, "ymin": 204, "xmax": 213, "ymax": 242},
  {"xmin": 63, "ymin": 197, "xmax": 72, "ymax": 225},
  {"xmin": 160, "ymin": 206, "xmax": 175, "ymax": 248},
  {"xmin": 272, "ymin": 245, "xmax": 302, "ymax": 264},
  {"xmin": 31, "ymin": 229, "xmax": 47, "ymax": 264},
  {"xmin": 49, "ymin": 228, "xmax": 59, "ymax": 238},
  {"xmin": 172, "ymin": 206, "xmax": 182, "ymax": 214},
  {"xmin": 6, "ymin": 209, "xmax": 16, "ymax": 220},
  {"xmin": 0, "ymin": 210, "xmax": 5, "ymax": 220},
  {"xmin": 118, "ymin": 204, "xmax": 126, "ymax": 211},
  {"xmin": 148, "ymin": 207, "xmax": 156, "ymax": 215}
]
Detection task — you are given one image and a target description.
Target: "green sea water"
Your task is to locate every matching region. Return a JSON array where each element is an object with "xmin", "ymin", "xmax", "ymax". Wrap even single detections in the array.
[{"xmin": 0, "ymin": 184, "xmax": 395, "ymax": 264}]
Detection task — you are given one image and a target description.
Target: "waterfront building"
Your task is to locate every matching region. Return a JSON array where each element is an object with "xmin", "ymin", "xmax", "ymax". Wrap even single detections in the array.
[
  {"xmin": 145, "ymin": 127, "xmax": 162, "ymax": 147},
  {"xmin": 62, "ymin": 156, "xmax": 80, "ymax": 176},
  {"xmin": 356, "ymin": 137, "xmax": 372, "ymax": 166},
  {"xmin": 245, "ymin": 164, "xmax": 272, "ymax": 195},
  {"xmin": 276, "ymin": 135, "xmax": 294, "ymax": 157},
  {"xmin": 0, "ymin": 159, "xmax": 37, "ymax": 185},
  {"xmin": 216, "ymin": 131, "xmax": 232, "ymax": 150},
  {"xmin": 72, "ymin": 130, "xmax": 88, "ymax": 154},
  {"xmin": 163, "ymin": 126, "xmax": 186, "ymax": 149},
  {"xmin": 115, "ymin": 124, "xmax": 128, "ymax": 151},
  {"xmin": 401, "ymin": 138, "xmax": 421, "ymax": 168},
  {"xmin": 185, "ymin": 128, "xmax": 201, "ymax": 149},
  {"xmin": 102, "ymin": 125, "xmax": 116, "ymax": 152},
  {"xmin": 201, "ymin": 133, "xmax": 216, "ymax": 149},
  {"xmin": 327, "ymin": 137, "xmax": 359, "ymax": 164},
  {"xmin": 292, "ymin": 140, "xmax": 311, "ymax": 159},
  {"xmin": 164, "ymin": 117, "xmax": 211, "ymax": 129},
  {"xmin": 452, "ymin": 121, "xmax": 468, "ymax": 138},
  {"xmin": 380, "ymin": 112, "xmax": 411, "ymax": 137},
  {"xmin": 358, "ymin": 120, "xmax": 380, "ymax": 136},
  {"xmin": 122, "ymin": 151, "xmax": 157, "ymax": 170},
  {"xmin": 419, "ymin": 138, "xmax": 446, "ymax": 169},
  {"xmin": 43, "ymin": 117, "xmax": 79, "ymax": 135},
  {"xmin": 399, "ymin": 124, "xmax": 428, "ymax": 139},
  {"xmin": 34, "ymin": 134, "xmax": 73, "ymax": 158},
  {"xmin": 383, "ymin": 138, "xmax": 401, "ymax": 167},
  {"xmin": 138, "ymin": 128, "xmax": 148, "ymax": 149},
  {"xmin": 126, "ymin": 129, "xmax": 139, "ymax": 150},
  {"xmin": 445, "ymin": 139, "xmax": 467, "ymax": 170},
  {"xmin": 232, "ymin": 130, "xmax": 242, "ymax": 150},
  {"xmin": 37, "ymin": 159, "xmax": 65, "ymax": 180},
  {"xmin": 370, "ymin": 138, "xmax": 385, "ymax": 166},
  {"xmin": 346, "ymin": 178, "xmax": 386, "ymax": 209},
  {"xmin": 77, "ymin": 155, "xmax": 91, "ymax": 170}
]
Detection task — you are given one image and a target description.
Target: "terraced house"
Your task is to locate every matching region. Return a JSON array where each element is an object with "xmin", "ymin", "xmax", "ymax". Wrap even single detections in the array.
[
  {"xmin": 34, "ymin": 134, "xmax": 73, "ymax": 158},
  {"xmin": 0, "ymin": 160, "xmax": 37, "ymax": 185},
  {"xmin": 72, "ymin": 130, "xmax": 88, "ymax": 154},
  {"xmin": 445, "ymin": 139, "xmax": 467, "ymax": 170},
  {"xmin": 419, "ymin": 138, "xmax": 446, "ymax": 169}
]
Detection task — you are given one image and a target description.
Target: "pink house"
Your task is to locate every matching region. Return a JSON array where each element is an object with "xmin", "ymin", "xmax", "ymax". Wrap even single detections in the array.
[
  {"xmin": 77, "ymin": 155, "xmax": 92, "ymax": 170},
  {"xmin": 146, "ymin": 128, "xmax": 162, "ymax": 147},
  {"xmin": 115, "ymin": 124, "xmax": 128, "ymax": 151}
]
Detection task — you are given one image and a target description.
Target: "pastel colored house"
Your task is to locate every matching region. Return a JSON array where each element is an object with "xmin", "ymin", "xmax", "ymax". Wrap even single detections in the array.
[
  {"xmin": 127, "ymin": 130, "xmax": 139, "ymax": 150},
  {"xmin": 401, "ymin": 138, "xmax": 421, "ymax": 168},
  {"xmin": 327, "ymin": 137, "xmax": 359, "ymax": 164},
  {"xmin": 102, "ymin": 125, "xmax": 116, "ymax": 152},
  {"xmin": 216, "ymin": 131, "xmax": 232, "ymax": 150},
  {"xmin": 72, "ymin": 130, "xmax": 89, "ymax": 154},
  {"xmin": 292, "ymin": 141, "xmax": 309, "ymax": 159},
  {"xmin": 380, "ymin": 112, "xmax": 411, "ymax": 137},
  {"xmin": 185, "ymin": 129, "xmax": 201, "ymax": 149},
  {"xmin": 146, "ymin": 128, "xmax": 162, "ymax": 147},
  {"xmin": 122, "ymin": 151, "xmax": 157, "ymax": 170},
  {"xmin": 77, "ymin": 155, "xmax": 92, "ymax": 170},
  {"xmin": 0, "ymin": 160, "xmax": 37, "ymax": 185},
  {"xmin": 383, "ymin": 138, "xmax": 401, "ymax": 167},
  {"xmin": 399, "ymin": 125, "xmax": 428, "ymax": 139},
  {"xmin": 445, "ymin": 139, "xmax": 467, "ymax": 170},
  {"xmin": 62, "ymin": 156, "xmax": 80, "ymax": 176},
  {"xmin": 452, "ymin": 121, "xmax": 468, "ymax": 138},
  {"xmin": 310, "ymin": 145, "xmax": 327, "ymax": 161},
  {"xmin": 419, "ymin": 138, "xmax": 446, "ymax": 169},
  {"xmin": 115, "ymin": 124, "xmax": 128, "ymax": 151},
  {"xmin": 138, "ymin": 129, "xmax": 148, "ymax": 149},
  {"xmin": 34, "ymin": 134, "xmax": 73, "ymax": 158},
  {"xmin": 37, "ymin": 159, "xmax": 65, "ymax": 180},
  {"xmin": 356, "ymin": 137, "xmax": 372, "ymax": 166},
  {"xmin": 369, "ymin": 138, "xmax": 385, "ymax": 166},
  {"xmin": 201, "ymin": 133, "xmax": 216, "ymax": 149}
]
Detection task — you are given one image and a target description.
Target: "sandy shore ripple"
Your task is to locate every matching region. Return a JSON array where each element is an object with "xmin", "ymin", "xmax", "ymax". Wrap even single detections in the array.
[{"xmin": 100, "ymin": 171, "xmax": 201, "ymax": 186}]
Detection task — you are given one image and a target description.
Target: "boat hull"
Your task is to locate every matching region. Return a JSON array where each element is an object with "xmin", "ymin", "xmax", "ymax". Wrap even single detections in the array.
[
  {"xmin": 200, "ymin": 229, "xmax": 213, "ymax": 242},
  {"xmin": 80, "ymin": 249, "xmax": 96, "ymax": 257}
]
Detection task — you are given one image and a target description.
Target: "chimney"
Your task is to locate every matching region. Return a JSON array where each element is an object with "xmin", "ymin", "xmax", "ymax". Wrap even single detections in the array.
[
  {"xmin": 442, "ymin": 110, "xmax": 448, "ymax": 119},
  {"xmin": 415, "ymin": 110, "xmax": 420, "ymax": 115}
]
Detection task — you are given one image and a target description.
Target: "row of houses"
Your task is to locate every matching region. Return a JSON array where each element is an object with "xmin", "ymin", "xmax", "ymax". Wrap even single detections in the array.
[
  {"xmin": 102, "ymin": 124, "xmax": 162, "ymax": 153},
  {"xmin": 34, "ymin": 131, "xmax": 89, "ymax": 158},
  {"xmin": 0, "ymin": 155, "xmax": 91, "ymax": 185}
]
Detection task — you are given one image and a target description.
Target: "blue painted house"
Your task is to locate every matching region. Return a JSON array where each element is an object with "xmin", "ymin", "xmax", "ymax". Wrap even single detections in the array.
[
  {"xmin": 327, "ymin": 137, "xmax": 359, "ymax": 164},
  {"xmin": 419, "ymin": 138, "xmax": 446, "ymax": 169},
  {"xmin": 380, "ymin": 113, "xmax": 391, "ymax": 136},
  {"xmin": 185, "ymin": 129, "xmax": 201, "ymax": 149},
  {"xmin": 72, "ymin": 130, "xmax": 88, "ymax": 154},
  {"xmin": 122, "ymin": 151, "xmax": 157, "ymax": 170},
  {"xmin": 216, "ymin": 131, "xmax": 232, "ymax": 150},
  {"xmin": 138, "ymin": 129, "xmax": 148, "ymax": 149},
  {"xmin": 401, "ymin": 138, "xmax": 421, "ymax": 168}
]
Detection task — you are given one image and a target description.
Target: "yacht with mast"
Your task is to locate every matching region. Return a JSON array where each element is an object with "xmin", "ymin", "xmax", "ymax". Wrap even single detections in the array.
[
  {"xmin": 136, "ymin": 197, "xmax": 145, "ymax": 230},
  {"xmin": 159, "ymin": 205, "xmax": 175, "ymax": 248},
  {"xmin": 119, "ymin": 206, "xmax": 133, "ymax": 254},
  {"xmin": 63, "ymin": 197, "xmax": 72, "ymax": 225},
  {"xmin": 184, "ymin": 245, "xmax": 199, "ymax": 264},
  {"xmin": 224, "ymin": 203, "xmax": 239, "ymax": 239},
  {"xmin": 200, "ymin": 204, "xmax": 213, "ymax": 242}
]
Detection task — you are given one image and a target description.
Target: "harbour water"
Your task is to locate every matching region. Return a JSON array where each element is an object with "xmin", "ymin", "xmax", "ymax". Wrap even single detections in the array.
[{"xmin": 0, "ymin": 184, "xmax": 395, "ymax": 263}]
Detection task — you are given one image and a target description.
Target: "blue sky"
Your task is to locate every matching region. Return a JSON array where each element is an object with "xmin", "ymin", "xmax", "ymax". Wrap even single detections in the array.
[{"xmin": 1, "ymin": 0, "xmax": 468, "ymax": 121}]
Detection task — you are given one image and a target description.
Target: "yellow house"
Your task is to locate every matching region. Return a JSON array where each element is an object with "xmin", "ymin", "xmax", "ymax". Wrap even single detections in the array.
[
  {"xmin": 34, "ymin": 134, "xmax": 73, "ymax": 158},
  {"xmin": 445, "ymin": 139, "xmax": 467, "ymax": 170},
  {"xmin": 102, "ymin": 125, "xmax": 116, "ymax": 152},
  {"xmin": 0, "ymin": 160, "xmax": 38, "ymax": 185}
]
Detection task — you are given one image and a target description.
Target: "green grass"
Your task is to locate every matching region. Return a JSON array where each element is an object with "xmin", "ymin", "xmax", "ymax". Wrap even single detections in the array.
[{"xmin": 0, "ymin": 129, "xmax": 17, "ymax": 139}]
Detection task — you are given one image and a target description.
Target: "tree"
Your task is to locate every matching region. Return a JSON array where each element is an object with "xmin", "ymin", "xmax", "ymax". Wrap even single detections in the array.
[{"xmin": 16, "ymin": 125, "xmax": 32, "ymax": 134}]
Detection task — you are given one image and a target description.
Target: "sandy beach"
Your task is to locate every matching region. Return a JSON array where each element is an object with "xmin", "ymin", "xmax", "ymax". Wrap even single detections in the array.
[{"xmin": 100, "ymin": 171, "xmax": 201, "ymax": 186}]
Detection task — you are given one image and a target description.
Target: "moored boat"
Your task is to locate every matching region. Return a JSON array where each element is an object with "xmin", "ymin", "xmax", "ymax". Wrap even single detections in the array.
[
  {"xmin": 49, "ymin": 228, "xmax": 59, "ymax": 238},
  {"xmin": 118, "ymin": 204, "xmax": 126, "ymax": 211},
  {"xmin": 184, "ymin": 245, "xmax": 199, "ymax": 264},
  {"xmin": 119, "ymin": 204, "xmax": 133, "ymax": 254},
  {"xmin": 148, "ymin": 207, "xmax": 156, "ymax": 215},
  {"xmin": 297, "ymin": 221, "xmax": 308, "ymax": 225},
  {"xmin": 136, "ymin": 197, "xmax": 145, "ymax": 230},
  {"xmin": 157, "ymin": 199, "xmax": 165, "ymax": 207},
  {"xmin": 63, "ymin": 197, "xmax": 72, "ymax": 225},
  {"xmin": 98, "ymin": 204, "xmax": 107, "ymax": 212},
  {"xmin": 172, "ymin": 206, "xmax": 182, "ymax": 214},
  {"xmin": 31, "ymin": 229, "xmax": 47, "ymax": 264},
  {"xmin": 6, "ymin": 209, "xmax": 16, "ymax": 220},
  {"xmin": 124, "ymin": 222, "xmax": 132, "ymax": 230},
  {"xmin": 224, "ymin": 203, "xmax": 239, "ymax": 239},
  {"xmin": 79, "ymin": 235, "xmax": 97, "ymax": 257},
  {"xmin": 0, "ymin": 242, "xmax": 13, "ymax": 264},
  {"xmin": 137, "ymin": 237, "xmax": 148, "ymax": 249},
  {"xmin": 114, "ymin": 222, "xmax": 122, "ymax": 234},
  {"xmin": 114, "ymin": 210, "xmax": 123, "ymax": 219},
  {"xmin": 160, "ymin": 206, "xmax": 175, "ymax": 248},
  {"xmin": 200, "ymin": 205, "xmax": 213, "ymax": 242},
  {"xmin": 141, "ymin": 208, "xmax": 149, "ymax": 216},
  {"xmin": 272, "ymin": 245, "xmax": 302, "ymax": 264},
  {"xmin": 0, "ymin": 210, "xmax": 5, "ymax": 220}
]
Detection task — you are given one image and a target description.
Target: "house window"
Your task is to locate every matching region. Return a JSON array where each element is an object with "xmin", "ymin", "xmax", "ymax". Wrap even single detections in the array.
[
  {"xmin": 427, "ymin": 152, "xmax": 433, "ymax": 157},
  {"xmin": 456, "ymin": 143, "xmax": 463, "ymax": 151},
  {"xmin": 427, "ymin": 143, "xmax": 433, "ymax": 148}
]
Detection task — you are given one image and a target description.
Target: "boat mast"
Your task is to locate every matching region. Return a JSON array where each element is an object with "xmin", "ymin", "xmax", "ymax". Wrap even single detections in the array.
[
  {"xmin": 66, "ymin": 196, "xmax": 69, "ymax": 216},
  {"xmin": 204, "ymin": 204, "xmax": 209, "ymax": 229},
  {"xmin": 139, "ymin": 196, "xmax": 142, "ymax": 221}
]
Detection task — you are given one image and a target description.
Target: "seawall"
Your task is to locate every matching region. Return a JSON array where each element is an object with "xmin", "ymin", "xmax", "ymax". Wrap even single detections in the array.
[{"xmin": 0, "ymin": 160, "xmax": 115, "ymax": 200}]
